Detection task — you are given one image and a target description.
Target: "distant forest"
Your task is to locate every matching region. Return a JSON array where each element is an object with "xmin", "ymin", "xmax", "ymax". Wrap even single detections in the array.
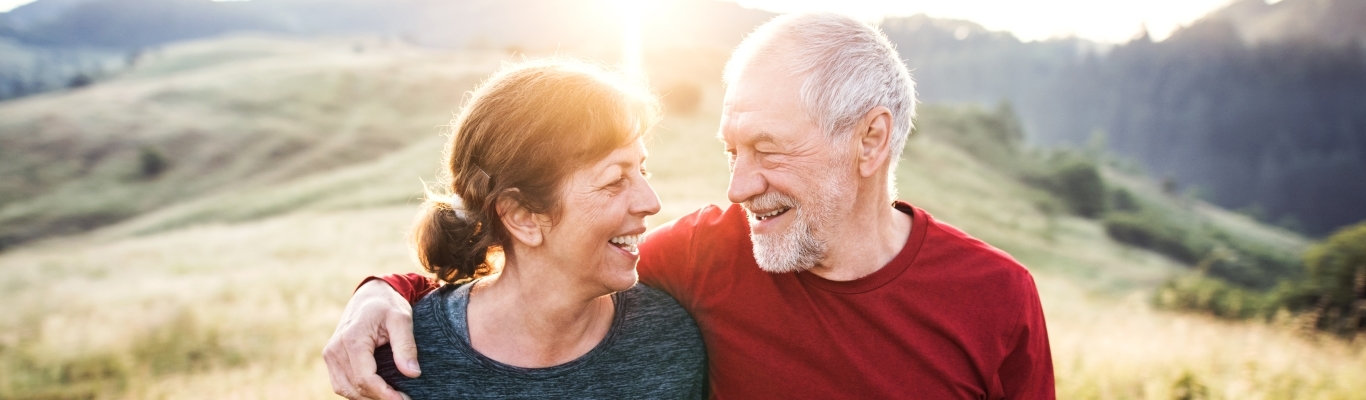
[
  {"xmin": 885, "ymin": 0, "xmax": 1366, "ymax": 235},
  {"xmin": 2, "ymin": 0, "xmax": 1363, "ymax": 234}
]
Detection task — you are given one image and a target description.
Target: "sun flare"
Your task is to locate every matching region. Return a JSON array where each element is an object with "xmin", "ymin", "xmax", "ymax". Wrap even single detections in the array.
[{"xmin": 608, "ymin": 0, "xmax": 661, "ymax": 78}]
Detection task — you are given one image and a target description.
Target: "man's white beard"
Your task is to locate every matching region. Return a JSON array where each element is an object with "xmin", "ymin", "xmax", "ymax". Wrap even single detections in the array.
[
  {"xmin": 745, "ymin": 181, "xmax": 841, "ymax": 274},
  {"xmin": 751, "ymin": 205, "xmax": 826, "ymax": 273}
]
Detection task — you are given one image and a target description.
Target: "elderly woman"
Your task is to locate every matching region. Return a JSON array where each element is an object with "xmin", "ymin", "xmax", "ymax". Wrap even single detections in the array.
[{"xmin": 367, "ymin": 60, "xmax": 705, "ymax": 398}]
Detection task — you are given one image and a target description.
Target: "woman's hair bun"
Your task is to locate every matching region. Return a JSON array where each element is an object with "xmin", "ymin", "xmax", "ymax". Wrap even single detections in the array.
[{"xmin": 411, "ymin": 191, "xmax": 493, "ymax": 284}]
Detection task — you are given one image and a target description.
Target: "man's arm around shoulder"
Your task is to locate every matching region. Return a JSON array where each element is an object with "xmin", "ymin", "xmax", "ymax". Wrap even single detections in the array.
[{"xmin": 323, "ymin": 276, "xmax": 431, "ymax": 400}]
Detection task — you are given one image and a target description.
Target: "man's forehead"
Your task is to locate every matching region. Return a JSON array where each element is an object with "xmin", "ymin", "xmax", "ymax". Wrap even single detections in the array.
[
  {"xmin": 721, "ymin": 67, "xmax": 806, "ymax": 127},
  {"xmin": 719, "ymin": 96, "xmax": 812, "ymax": 143}
]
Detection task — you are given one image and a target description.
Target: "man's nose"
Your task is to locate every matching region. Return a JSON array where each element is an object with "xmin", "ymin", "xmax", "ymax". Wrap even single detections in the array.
[{"xmin": 726, "ymin": 152, "xmax": 765, "ymax": 204}]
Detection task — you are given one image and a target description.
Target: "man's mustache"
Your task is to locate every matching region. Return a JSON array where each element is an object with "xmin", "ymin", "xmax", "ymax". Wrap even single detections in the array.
[{"xmin": 743, "ymin": 191, "xmax": 798, "ymax": 217}]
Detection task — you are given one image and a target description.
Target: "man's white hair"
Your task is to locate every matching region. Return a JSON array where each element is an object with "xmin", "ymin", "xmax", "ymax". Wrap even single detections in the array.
[{"xmin": 723, "ymin": 12, "xmax": 917, "ymax": 193}]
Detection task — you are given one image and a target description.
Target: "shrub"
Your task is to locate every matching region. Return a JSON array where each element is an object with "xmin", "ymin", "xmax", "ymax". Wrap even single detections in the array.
[
  {"xmin": 1156, "ymin": 273, "xmax": 1274, "ymax": 319},
  {"xmin": 1109, "ymin": 188, "xmax": 1140, "ymax": 212},
  {"xmin": 67, "ymin": 73, "xmax": 92, "ymax": 89},
  {"xmin": 1170, "ymin": 370, "xmax": 1210, "ymax": 400},
  {"xmin": 1151, "ymin": 220, "xmax": 1366, "ymax": 335},
  {"xmin": 1107, "ymin": 211, "xmax": 1302, "ymax": 289},
  {"xmin": 1039, "ymin": 157, "xmax": 1106, "ymax": 218},
  {"xmin": 1103, "ymin": 212, "xmax": 1199, "ymax": 263},
  {"xmin": 139, "ymin": 145, "xmax": 168, "ymax": 179},
  {"xmin": 1298, "ymin": 220, "xmax": 1366, "ymax": 333}
]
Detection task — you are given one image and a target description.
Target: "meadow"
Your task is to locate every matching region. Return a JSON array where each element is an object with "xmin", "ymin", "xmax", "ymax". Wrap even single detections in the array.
[{"xmin": 0, "ymin": 35, "xmax": 1363, "ymax": 399}]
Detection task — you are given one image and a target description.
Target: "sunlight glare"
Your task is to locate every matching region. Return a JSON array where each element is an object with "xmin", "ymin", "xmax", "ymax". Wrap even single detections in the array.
[{"xmin": 610, "ymin": 0, "xmax": 657, "ymax": 79}]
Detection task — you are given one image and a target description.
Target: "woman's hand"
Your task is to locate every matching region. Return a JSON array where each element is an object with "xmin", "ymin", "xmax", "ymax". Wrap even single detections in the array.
[{"xmin": 324, "ymin": 280, "xmax": 420, "ymax": 400}]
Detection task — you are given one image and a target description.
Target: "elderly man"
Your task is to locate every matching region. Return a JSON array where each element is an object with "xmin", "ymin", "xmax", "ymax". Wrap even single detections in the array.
[{"xmin": 325, "ymin": 12, "xmax": 1053, "ymax": 399}]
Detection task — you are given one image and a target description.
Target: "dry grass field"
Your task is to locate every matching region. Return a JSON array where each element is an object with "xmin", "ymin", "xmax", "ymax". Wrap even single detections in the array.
[{"xmin": 1, "ymin": 35, "xmax": 1363, "ymax": 399}]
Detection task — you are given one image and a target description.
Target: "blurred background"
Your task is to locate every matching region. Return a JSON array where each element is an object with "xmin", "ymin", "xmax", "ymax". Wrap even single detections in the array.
[{"xmin": 0, "ymin": 0, "xmax": 1363, "ymax": 398}]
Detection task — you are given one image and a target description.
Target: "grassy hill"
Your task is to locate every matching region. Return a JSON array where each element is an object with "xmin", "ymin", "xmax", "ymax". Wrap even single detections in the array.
[
  {"xmin": 0, "ymin": 34, "xmax": 505, "ymax": 248},
  {"xmin": 0, "ymin": 36, "xmax": 1362, "ymax": 399}
]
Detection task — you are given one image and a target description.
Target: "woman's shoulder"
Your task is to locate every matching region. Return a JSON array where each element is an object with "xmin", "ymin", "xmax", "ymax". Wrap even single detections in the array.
[
  {"xmin": 408, "ymin": 281, "xmax": 474, "ymax": 349},
  {"xmin": 605, "ymin": 283, "xmax": 705, "ymax": 395},
  {"xmin": 616, "ymin": 283, "xmax": 701, "ymax": 340},
  {"xmin": 621, "ymin": 283, "xmax": 689, "ymax": 315},
  {"xmin": 412, "ymin": 281, "xmax": 471, "ymax": 314}
]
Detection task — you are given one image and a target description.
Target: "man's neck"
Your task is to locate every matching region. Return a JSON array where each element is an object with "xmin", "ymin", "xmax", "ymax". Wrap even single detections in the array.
[{"xmin": 806, "ymin": 194, "xmax": 912, "ymax": 282}]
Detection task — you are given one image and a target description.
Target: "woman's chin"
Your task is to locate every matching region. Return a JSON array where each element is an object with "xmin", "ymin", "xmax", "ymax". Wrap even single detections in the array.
[{"xmin": 603, "ymin": 270, "xmax": 640, "ymax": 293}]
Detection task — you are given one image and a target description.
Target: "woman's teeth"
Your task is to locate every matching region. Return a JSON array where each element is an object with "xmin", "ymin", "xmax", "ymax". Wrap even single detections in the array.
[
  {"xmin": 609, "ymin": 233, "xmax": 642, "ymax": 254},
  {"xmin": 752, "ymin": 207, "xmax": 789, "ymax": 221}
]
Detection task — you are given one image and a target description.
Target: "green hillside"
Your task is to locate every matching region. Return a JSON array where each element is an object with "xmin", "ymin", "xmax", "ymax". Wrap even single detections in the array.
[
  {"xmin": 0, "ymin": 36, "xmax": 1361, "ymax": 399},
  {"xmin": 0, "ymin": 35, "xmax": 498, "ymax": 248}
]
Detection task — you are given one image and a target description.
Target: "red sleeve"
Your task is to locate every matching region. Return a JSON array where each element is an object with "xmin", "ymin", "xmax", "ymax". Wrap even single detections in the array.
[
  {"xmin": 356, "ymin": 273, "xmax": 439, "ymax": 306},
  {"xmin": 998, "ymin": 274, "xmax": 1055, "ymax": 399}
]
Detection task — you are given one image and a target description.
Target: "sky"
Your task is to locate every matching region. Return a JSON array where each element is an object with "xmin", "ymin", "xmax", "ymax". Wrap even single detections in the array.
[
  {"xmin": 0, "ymin": 0, "xmax": 32, "ymax": 12},
  {"xmin": 735, "ymin": 0, "xmax": 1246, "ymax": 43},
  {"xmin": 0, "ymin": 0, "xmax": 1246, "ymax": 43}
]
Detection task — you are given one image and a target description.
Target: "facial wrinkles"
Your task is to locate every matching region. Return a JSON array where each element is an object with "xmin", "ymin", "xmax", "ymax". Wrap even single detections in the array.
[
  {"xmin": 725, "ymin": 65, "xmax": 851, "ymax": 273},
  {"xmin": 552, "ymin": 158, "xmax": 634, "ymax": 276},
  {"xmin": 756, "ymin": 169, "xmax": 844, "ymax": 272},
  {"xmin": 742, "ymin": 137, "xmax": 849, "ymax": 274}
]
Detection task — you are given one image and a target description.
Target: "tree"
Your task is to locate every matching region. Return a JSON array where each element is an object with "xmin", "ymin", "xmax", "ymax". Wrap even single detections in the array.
[
  {"xmin": 1300, "ymin": 220, "xmax": 1366, "ymax": 333},
  {"xmin": 138, "ymin": 146, "xmax": 168, "ymax": 179},
  {"xmin": 67, "ymin": 73, "xmax": 92, "ymax": 89}
]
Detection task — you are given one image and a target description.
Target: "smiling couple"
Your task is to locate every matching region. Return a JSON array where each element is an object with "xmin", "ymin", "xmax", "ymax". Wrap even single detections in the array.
[{"xmin": 323, "ymin": 12, "xmax": 1054, "ymax": 400}]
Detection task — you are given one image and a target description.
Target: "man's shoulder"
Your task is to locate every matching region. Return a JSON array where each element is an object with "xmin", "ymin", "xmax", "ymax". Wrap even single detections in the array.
[
  {"xmin": 636, "ymin": 204, "xmax": 755, "ymax": 305},
  {"xmin": 649, "ymin": 203, "xmax": 749, "ymax": 241},
  {"xmin": 640, "ymin": 203, "xmax": 751, "ymax": 263},
  {"xmin": 917, "ymin": 210, "xmax": 1037, "ymax": 291}
]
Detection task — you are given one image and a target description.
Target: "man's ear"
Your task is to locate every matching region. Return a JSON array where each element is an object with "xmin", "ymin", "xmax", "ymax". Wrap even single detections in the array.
[
  {"xmin": 497, "ymin": 190, "xmax": 543, "ymax": 247},
  {"xmin": 855, "ymin": 106, "xmax": 895, "ymax": 178}
]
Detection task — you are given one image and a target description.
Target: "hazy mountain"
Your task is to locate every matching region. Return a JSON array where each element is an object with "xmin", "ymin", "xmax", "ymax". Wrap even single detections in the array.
[
  {"xmin": 1201, "ymin": 0, "xmax": 1366, "ymax": 45},
  {"xmin": 0, "ymin": 0, "xmax": 773, "ymax": 50},
  {"xmin": 880, "ymin": 0, "xmax": 1366, "ymax": 235},
  {"xmin": 0, "ymin": 0, "xmax": 94, "ymax": 29},
  {"xmin": 3, "ymin": 0, "xmax": 1362, "ymax": 235}
]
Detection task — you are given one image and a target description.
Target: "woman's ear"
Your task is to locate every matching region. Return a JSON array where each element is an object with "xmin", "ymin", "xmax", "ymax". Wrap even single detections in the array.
[{"xmin": 497, "ymin": 190, "xmax": 544, "ymax": 247}]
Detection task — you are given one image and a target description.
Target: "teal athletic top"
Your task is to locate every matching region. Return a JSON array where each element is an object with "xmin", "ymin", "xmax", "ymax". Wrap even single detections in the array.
[{"xmin": 377, "ymin": 282, "xmax": 706, "ymax": 399}]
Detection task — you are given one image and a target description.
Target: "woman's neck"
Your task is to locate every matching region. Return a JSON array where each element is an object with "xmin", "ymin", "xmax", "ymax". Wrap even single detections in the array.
[{"xmin": 465, "ymin": 261, "xmax": 616, "ymax": 368}]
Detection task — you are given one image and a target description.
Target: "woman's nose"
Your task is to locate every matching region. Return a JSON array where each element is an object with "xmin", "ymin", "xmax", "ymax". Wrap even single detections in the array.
[{"xmin": 634, "ymin": 179, "xmax": 662, "ymax": 216}]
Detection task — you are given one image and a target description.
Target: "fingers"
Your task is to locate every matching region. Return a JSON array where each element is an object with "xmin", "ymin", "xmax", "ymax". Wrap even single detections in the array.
[
  {"xmin": 336, "ymin": 338, "xmax": 406, "ymax": 400},
  {"xmin": 386, "ymin": 312, "xmax": 422, "ymax": 378},
  {"xmin": 355, "ymin": 373, "xmax": 406, "ymax": 400},
  {"xmin": 326, "ymin": 279, "xmax": 415, "ymax": 399},
  {"xmin": 326, "ymin": 282, "xmax": 392, "ymax": 400},
  {"xmin": 325, "ymin": 334, "xmax": 366, "ymax": 399}
]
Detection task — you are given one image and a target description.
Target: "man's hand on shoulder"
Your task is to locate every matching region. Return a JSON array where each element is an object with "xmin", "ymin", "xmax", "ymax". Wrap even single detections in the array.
[{"xmin": 323, "ymin": 279, "xmax": 420, "ymax": 400}]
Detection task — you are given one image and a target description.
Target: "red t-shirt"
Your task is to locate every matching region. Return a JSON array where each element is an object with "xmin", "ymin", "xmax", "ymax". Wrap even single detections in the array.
[{"xmin": 376, "ymin": 202, "xmax": 1054, "ymax": 399}]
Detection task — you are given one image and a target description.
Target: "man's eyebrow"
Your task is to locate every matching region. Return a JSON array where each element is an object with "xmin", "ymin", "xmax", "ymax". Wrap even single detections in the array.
[{"xmin": 717, "ymin": 130, "xmax": 776, "ymax": 145}]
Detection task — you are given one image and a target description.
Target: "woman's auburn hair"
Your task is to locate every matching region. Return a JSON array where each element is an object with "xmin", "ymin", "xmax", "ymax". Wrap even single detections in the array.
[{"xmin": 412, "ymin": 59, "xmax": 661, "ymax": 285}]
